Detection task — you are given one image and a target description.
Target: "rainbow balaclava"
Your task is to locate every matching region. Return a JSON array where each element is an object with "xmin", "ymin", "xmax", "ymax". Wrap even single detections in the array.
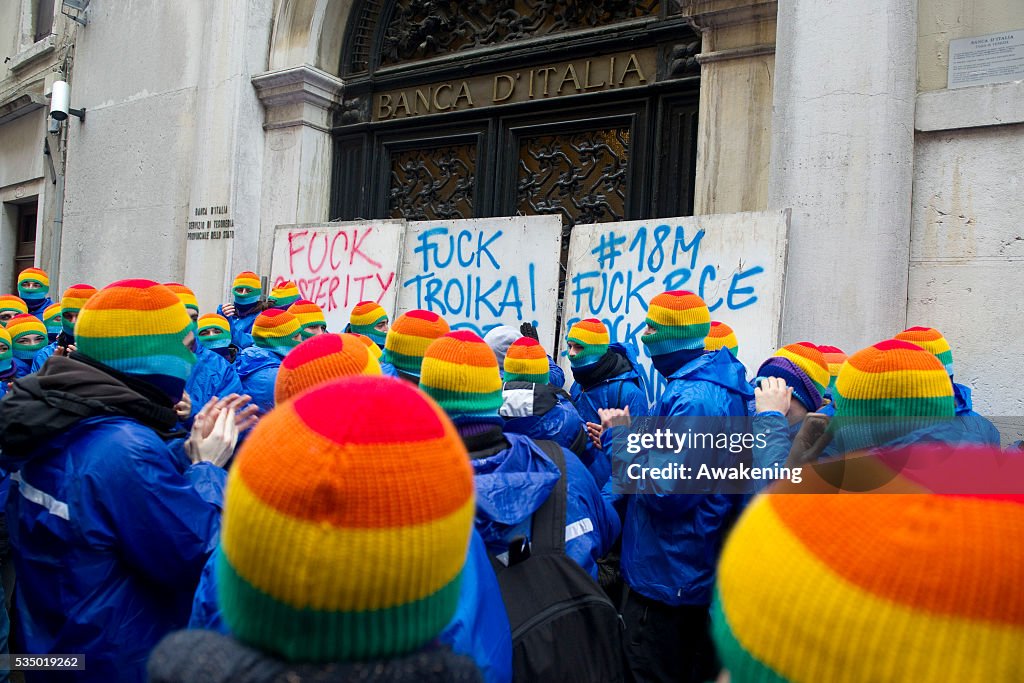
[
  {"xmin": 274, "ymin": 333, "xmax": 382, "ymax": 404},
  {"xmin": 268, "ymin": 281, "xmax": 301, "ymax": 309},
  {"xmin": 217, "ymin": 376, "xmax": 475, "ymax": 663},
  {"xmin": 894, "ymin": 327, "xmax": 954, "ymax": 377},
  {"xmin": 0, "ymin": 326, "xmax": 14, "ymax": 377},
  {"xmin": 75, "ymin": 280, "xmax": 197, "ymax": 401},
  {"xmin": 348, "ymin": 301, "xmax": 389, "ymax": 347},
  {"xmin": 705, "ymin": 321, "xmax": 739, "ymax": 356},
  {"xmin": 420, "ymin": 331, "xmax": 504, "ymax": 426},
  {"xmin": 816, "ymin": 344, "xmax": 848, "ymax": 395},
  {"xmin": 566, "ymin": 318, "xmax": 610, "ymax": 369},
  {"xmin": 252, "ymin": 309, "xmax": 301, "ymax": 358},
  {"xmin": 164, "ymin": 283, "xmax": 199, "ymax": 319},
  {"xmin": 232, "ymin": 271, "xmax": 263, "ymax": 315},
  {"xmin": 6, "ymin": 314, "xmax": 48, "ymax": 361},
  {"xmin": 354, "ymin": 333, "xmax": 384, "ymax": 362},
  {"xmin": 197, "ymin": 313, "xmax": 232, "ymax": 353},
  {"xmin": 59, "ymin": 284, "xmax": 98, "ymax": 340},
  {"xmin": 774, "ymin": 342, "xmax": 830, "ymax": 399},
  {"xmin": 17, "ymin": 267, "xmax": 50, "ymax": 312},
  {"xmin": 504, "ymin": 337, "xmax": 550, "ymax": 384},
  {"xmin": 287, "ymin": 300, "xmax": 327, "ymax": 339},
  {"xmin": 383, "ymin": 310, "xmax": 451, "ymax": 381},
  {"xmin": 641, "ymin": 290, "xmax": 711, "ymax": 377},
  {"xmin": 43, "ymin": 303, "xmax": 62, "ymax": 342},
  {"xmin": 0, "ymin": 295, "xmax": 28, "ymax": 326}
]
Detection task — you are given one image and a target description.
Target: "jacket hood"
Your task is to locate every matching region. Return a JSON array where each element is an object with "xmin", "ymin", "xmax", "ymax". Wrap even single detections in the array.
[
  {"xmin": 148, "ymin": 629, "xmax": 482, "ymax": 683},
  {"xmin": 236, "ymin": 346, "xmax": 283, "ymax": 377},
  {"xmin": 500, "ymin": 382, "xmax": 569, "ymax": 419},
  {"xmin": 466, "ymin": 431, "xmax": 561, "ymax": 545},
  {"xmin": 668, "ymin": 348, "xmax": 753, "ymax": 398},
  {"xmin": 953, "ymin": 381, "xmax": 973, "ymax": 414}
]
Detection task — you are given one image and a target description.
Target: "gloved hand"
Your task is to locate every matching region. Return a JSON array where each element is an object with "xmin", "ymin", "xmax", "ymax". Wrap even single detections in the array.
[{"xmin": 520, "ymin": 322, "xmax": 539, "ymax": 341}]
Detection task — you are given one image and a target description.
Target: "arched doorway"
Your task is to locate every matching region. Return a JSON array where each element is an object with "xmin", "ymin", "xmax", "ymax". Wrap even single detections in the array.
[{"xmin": 330, "ymin": 1, "xmax": 702, "ymax": 246}]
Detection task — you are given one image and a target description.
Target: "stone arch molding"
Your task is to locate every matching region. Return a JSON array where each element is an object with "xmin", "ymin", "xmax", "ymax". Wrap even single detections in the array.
[{"xmin": 267, "ymin": 0, "xmax": 353, "ymax": 75}]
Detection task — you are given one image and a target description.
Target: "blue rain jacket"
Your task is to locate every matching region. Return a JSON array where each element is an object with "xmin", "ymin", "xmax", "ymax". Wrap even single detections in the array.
[
  {"xmin": 216, "ymin": 305, "xmax": 258, "ymax": 350},
  {"xmin": 12, "ymin": 358, "xmax": 31, "ymax": 378},
  {"xmin": 547, "ymin": 356, "xmax": 565, "ymax": 389},
  {"xmin": 235, "ymin": 346, "xmax": 282, "ymax": 414},
  {"xmin": 952, "ymin": 381, "xmax": 1001, "ymax": 445},
  {"xmin": 1, "ymin": 415, "xmax": 225, "ymax": 683},
  {"xmin": 25, "ymin": 296, "xmax": 54, "ymax": 322},
  {"xmin": 471, "ymin": 431, "xmax": 619, "ymax": 579},
  {"xmin": 608, "ymin": 349, "xmax": 754, "ymax": 606},
  {"xmin": 380, "ymin": 361, "xmax": 400, "ymax": 378},
  {"xmin": 183, "ymin": 343, "xmax": 244, "ymax": 427},
  {"xmin": 30, "ymin": 342, "xmax": 58, "ymax": 373},
  {"xmin": 569, "ymin": 343, "xmax": 649, "ymax": 424}
]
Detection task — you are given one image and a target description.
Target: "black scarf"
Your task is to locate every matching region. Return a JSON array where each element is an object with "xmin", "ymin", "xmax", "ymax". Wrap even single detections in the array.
[{"xmin": 571, "ymin": 349, "xmax": 633, "ymax": 391}]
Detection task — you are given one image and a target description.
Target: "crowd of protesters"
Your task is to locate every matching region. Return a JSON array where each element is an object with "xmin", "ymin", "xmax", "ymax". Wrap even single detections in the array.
[{"xmin": 0, "ymin": 267, "xmax": 1020, "ymax": 683}]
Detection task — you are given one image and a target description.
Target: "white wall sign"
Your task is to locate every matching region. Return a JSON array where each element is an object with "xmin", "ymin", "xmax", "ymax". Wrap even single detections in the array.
[
  {"xmin": 949, "ymin": 30, "xmax": 1024, "ymax": 89},
  {"xmin": 559, "ymin": 210, "xmax": 790, "ymax": 404}
]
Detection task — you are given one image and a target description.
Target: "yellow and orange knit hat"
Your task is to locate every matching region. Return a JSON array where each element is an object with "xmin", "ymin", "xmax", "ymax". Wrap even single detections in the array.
[
  {"xmin": 421, "ymin": 330, "xmax": 504, "ymax": 422},
  {"xmin": 232, "ymin": 271, "xmax": 262, "ymax": 305},
  {"xmin": 252, "ymin": 309, "xmax": 301, "ymax": 356},
  {"xmin": 774, "ymin": 342, "xmax": 830, "ymax": 398},
  {"xmin": 504, "ymin": 337, "xmax": 550, "ymax": 384},
  {"xmin": 164, "ymin": 283, "xmax": 199, "ymax": 317},
  {"xmin": 0, "ymin": 295, "xmax": 28, "ymax": 324},
  {"xmin": 714, "ymin": 447, "xmax": 1024, "ymax": 682},
  {"xmin": 641, "ymin": 290, "xmax": 711, "ymax": 355},
  {"xmin": 43, "ymin": 303, "xmax": 63, "ymax": 337},
  {"xmin": 287, "ymin": 300, "xmax": 327, "ymax": 338},
  {"xmin": 268, "ymin": 281, "xmax": 301, "ymax": 308},
  {"xmin": 217, "ymin": 376, "xmax": 475, "ymax": 662},
  {"xmin": 383, "ymin": 310, "xmax": 451, "ymax": 380},
  {"xmin": 705, "ymin": 321, "xmax": 739, "ymax": 356},
  {"xmin": 354, "ymin": 333, "xmax": 384, "ymax": 361},
  {"xmin": 6, "ymin": 313, "xmax": 48, "ymax": 360},
  {"xmin": 275, "ymin": 333, "xmax": 382, "ymax": 403},
  {"xmin": 349, "ymin": 301, "xmax": 389, "ymax": 346},
  {"xmin": 17, "ymin": 267, "xmax": 50, "ymax": 302},
  {"xmin": 197, "ymin": 313, "xmax": 232, "ymax": 350},
  {"xmin": 60, "ymin": 284, "xmax": 98, "ymax": 336},
  {"xmin": 894, "ymin": 326, "xmax": 954, "ymax": 376},
  {"xmin": 566, "ymin": 318, "xmax": 610, "ymax": 367},
  {"xmin": 816, "ymin": 344, "xmax": 847, "ymax": 393}
]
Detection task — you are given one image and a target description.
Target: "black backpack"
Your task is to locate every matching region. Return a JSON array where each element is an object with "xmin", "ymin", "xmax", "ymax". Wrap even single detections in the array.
[{"xmin": 490, "ymin": 441, "xmax": 625, "ymax": 683}]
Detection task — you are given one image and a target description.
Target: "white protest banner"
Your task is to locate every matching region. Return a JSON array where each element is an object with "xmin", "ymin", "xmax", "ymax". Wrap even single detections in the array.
[
  {"xmin": 396, "ymin": 216, "xmax": 563, "ymax": 351},
  {"xmin": 560, "ymin": 210, "xmax": 790, "ymax": 403},
  {"xmin": 270, "ymin": 220, "xmax": 406, "ymax": 333}
]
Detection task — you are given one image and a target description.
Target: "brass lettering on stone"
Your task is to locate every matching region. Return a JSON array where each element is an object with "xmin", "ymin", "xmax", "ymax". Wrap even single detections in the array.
[{"xmin": 371, "ymin": 48, "xmax": 657, "ymax": 121}]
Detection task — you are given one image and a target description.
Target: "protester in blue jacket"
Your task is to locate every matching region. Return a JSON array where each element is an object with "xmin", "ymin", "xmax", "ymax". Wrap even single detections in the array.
[
  {"xmin": 235, "ymin": 309, "xmax": 302, "ymax": 413},
  {"xmin": 15, "ymin": 268, "xmax": 53, "ymax": 322},
  {"xmin": 601, "ymin": 291, "xmax": 753, "ymax": 683},
  {"xmin": 484, "ymin": 323, "xmax": 566, "ymax": 389},
  {"xmin": 500, "ymin": 337, "xmax": 609, "ymax": 486},
  {"xmin": 0, "ymin": 327, "xmax": 15, "ymax": 398},
  {"xmin": 0, "ymin": 280, "xmax": 238, "ymax": 683},
  {"xmin": 421, "ymin": 330, "xmax": 619, "ymax": 579},
  {"xmin": 566, "ymin": 319, "xmax": 649, "ymax": 426},
  {"xmin": 6, "ymin": 314, "xmax": 48, "ymax": 378},
  {"xmin": 216, "ymin": 271, "xmax": 263, "ymax": 349}
]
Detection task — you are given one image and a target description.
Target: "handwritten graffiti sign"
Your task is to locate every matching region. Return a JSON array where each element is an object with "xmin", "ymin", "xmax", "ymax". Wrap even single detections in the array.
[
  {"xmin": 396, "ymin": 216, "xmax": 563, "ymax": 351},
  {"xmin": 270, "ymin": 220, "xmax": 405, "ymax": 333},
  {"xmin": 559, "ymin": 211, "xmax": 790, "ymax": 404}
]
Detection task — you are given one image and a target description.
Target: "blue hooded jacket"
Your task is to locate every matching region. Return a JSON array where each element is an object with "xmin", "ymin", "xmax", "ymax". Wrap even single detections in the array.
[
  {"xmin": 547, "ymin": 356, "xmax": 565, "ymax": 389},
  {"xmin": 0, "ymin": 415, "xmax": 225, "ymax": 683},
  {"xmin": 501, "ymin": 382, "xmax": 609, "ymax": 487},
  {"xmin": 235, "ymin": 346, "xmax": 283, "ymax": 414},
  {"xmin": 189, "ymin": 529, "xmax": 513, "ymax": 683},
  {"xmin": 12, "ymin": 358, "xmax": 32, "ymax": 378},
  {"xmin": 952, "ymin": 381, "xmax": 1001, "ymax": 444},
  {"xmin": 607, "ymin": 349, "xmax": 753, "ymax": 606},
  {"xmin": 569, "ymin": 343, "xmax": 650, "ymax": 425},
  {"xmin": 216, "ymin": 305, "xmax": 259, "ymax": 350},
  {"xmin": 25, "ymin": 296, "xmax": 54, "ymax": 322},
  {"xmin": 30, "ymin": 341, "xmax": 58, "ymax": 373},
  {"xmin": 183, "ymin": 343, "xmax": 244, "ymax": 427},
  {"xmin": 468, "ymin": 429, "xmax": 619, "ymax": 579}
]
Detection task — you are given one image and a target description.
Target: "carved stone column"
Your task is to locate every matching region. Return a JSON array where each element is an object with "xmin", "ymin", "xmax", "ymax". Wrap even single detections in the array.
[{"xmin": 682, "ymin": 0, "xmax": 777, "ymax": 216}]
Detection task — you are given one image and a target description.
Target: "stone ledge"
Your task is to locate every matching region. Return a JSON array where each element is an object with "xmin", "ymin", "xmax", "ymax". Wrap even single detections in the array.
[
  {"xmin": 252, "ymin": 64, "xmax": 346, "ymax": 131},
  {"xmin": 8, "ymin": 35, "xmax": 57, "ymax": 74},
  {"xmin": 916, "ymin": 80, "xmax": 1024, "ymax": 132},
  {"xmin": 682, "ymin": 0, "xmax": 777, "ymax": 30}
]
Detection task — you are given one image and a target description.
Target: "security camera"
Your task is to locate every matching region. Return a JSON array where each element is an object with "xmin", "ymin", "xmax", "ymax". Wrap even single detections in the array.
[{"xmin": 49, "ymin": 80, "xmax": 85, "ymax": 122}]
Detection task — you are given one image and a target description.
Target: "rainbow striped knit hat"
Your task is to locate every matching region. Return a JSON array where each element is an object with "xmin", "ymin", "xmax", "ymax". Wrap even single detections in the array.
[
  {"xmin": 349, "ymin": 301, "xmax": 389, "ymax": 346},
  {"xmin": 268, "ymin": 281, "xmax": 301, "ymax": 308},
  {"xmin": 75, "ymin": 280, "xmax": 196, "ymax": 399},
  {"xmin": 252, "ymin": 309, "xmax": 301, "ymax": 357},
  {"xmin": 354, "ymin": 333, "xmax": 384, "ymax": 361},
  {"xmin": 17, "ymin": 267, "xmax": 49, "ymax": 302},
  {"xmin": 774, "ymin": 342, "xmax": 830, "ymax": 398},
  {"xmin": 0, "ymin": 326, "xmax": 12, "ymax": 374},
  {"xmin": 164, "ymin": 283, "xmax": 199, "ymax": 318},
  {"xmin": 421, "ymin": 330, "xmax": 504, "ymax": 422},
  {"xmin": 566, "ymin": 318, "xmax": 610, "ymax": 368},
  {"xmin": 287, "ymin": 300, "xmax": 327, "ymax": 338},
  {"xmin": 383, "ymin": 310, "xmax": 451, "ymax": 380},
  {"xmin": 713, "ymin": 459, "xmax": 1024, "ymax": 682},
  {"xmin": 217, "ymin": 376, "xmax": 475, "ymax": 663},
  {"xmin": 43, "ymin": 303, "xmax": 63, "ymax": 338},
  {"xmin": 232, "ymin": 271, "xmax": 262, "ymax": 306},
  {"xmin": 816, "ymin": 344, "xmax": 847, "ymax": 393},
  {"xmin": 504, "ymin": 337, "xmax": 550, "ymax": 384},
  {"xmin": 641, "ymin": 290, "xmax": 711, "ymax": 356},
  {"xmin": 275, "ymin": 333, "xmax": 382, "ymax": 403},
  {"xmin": 197, "ymin": 313, "xmax": 232, "ymax": 350},
  {"xmin": 6, "ymin": 314, "xmax": 48, "ymax": 360},
  {"xmin": 60, "ymin": 284, "xmax": 97, "ymax": 336},
  {"xmin": 705, "ymin": 321, "xmax": 739, "ymax": 356},
  {"xmin": 894, "ymin": 326, "xmax": 954, "ymax": 376},
  {"xmin": 0, "ymin": 295, "xmax": 28, "ymax": 324}
]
